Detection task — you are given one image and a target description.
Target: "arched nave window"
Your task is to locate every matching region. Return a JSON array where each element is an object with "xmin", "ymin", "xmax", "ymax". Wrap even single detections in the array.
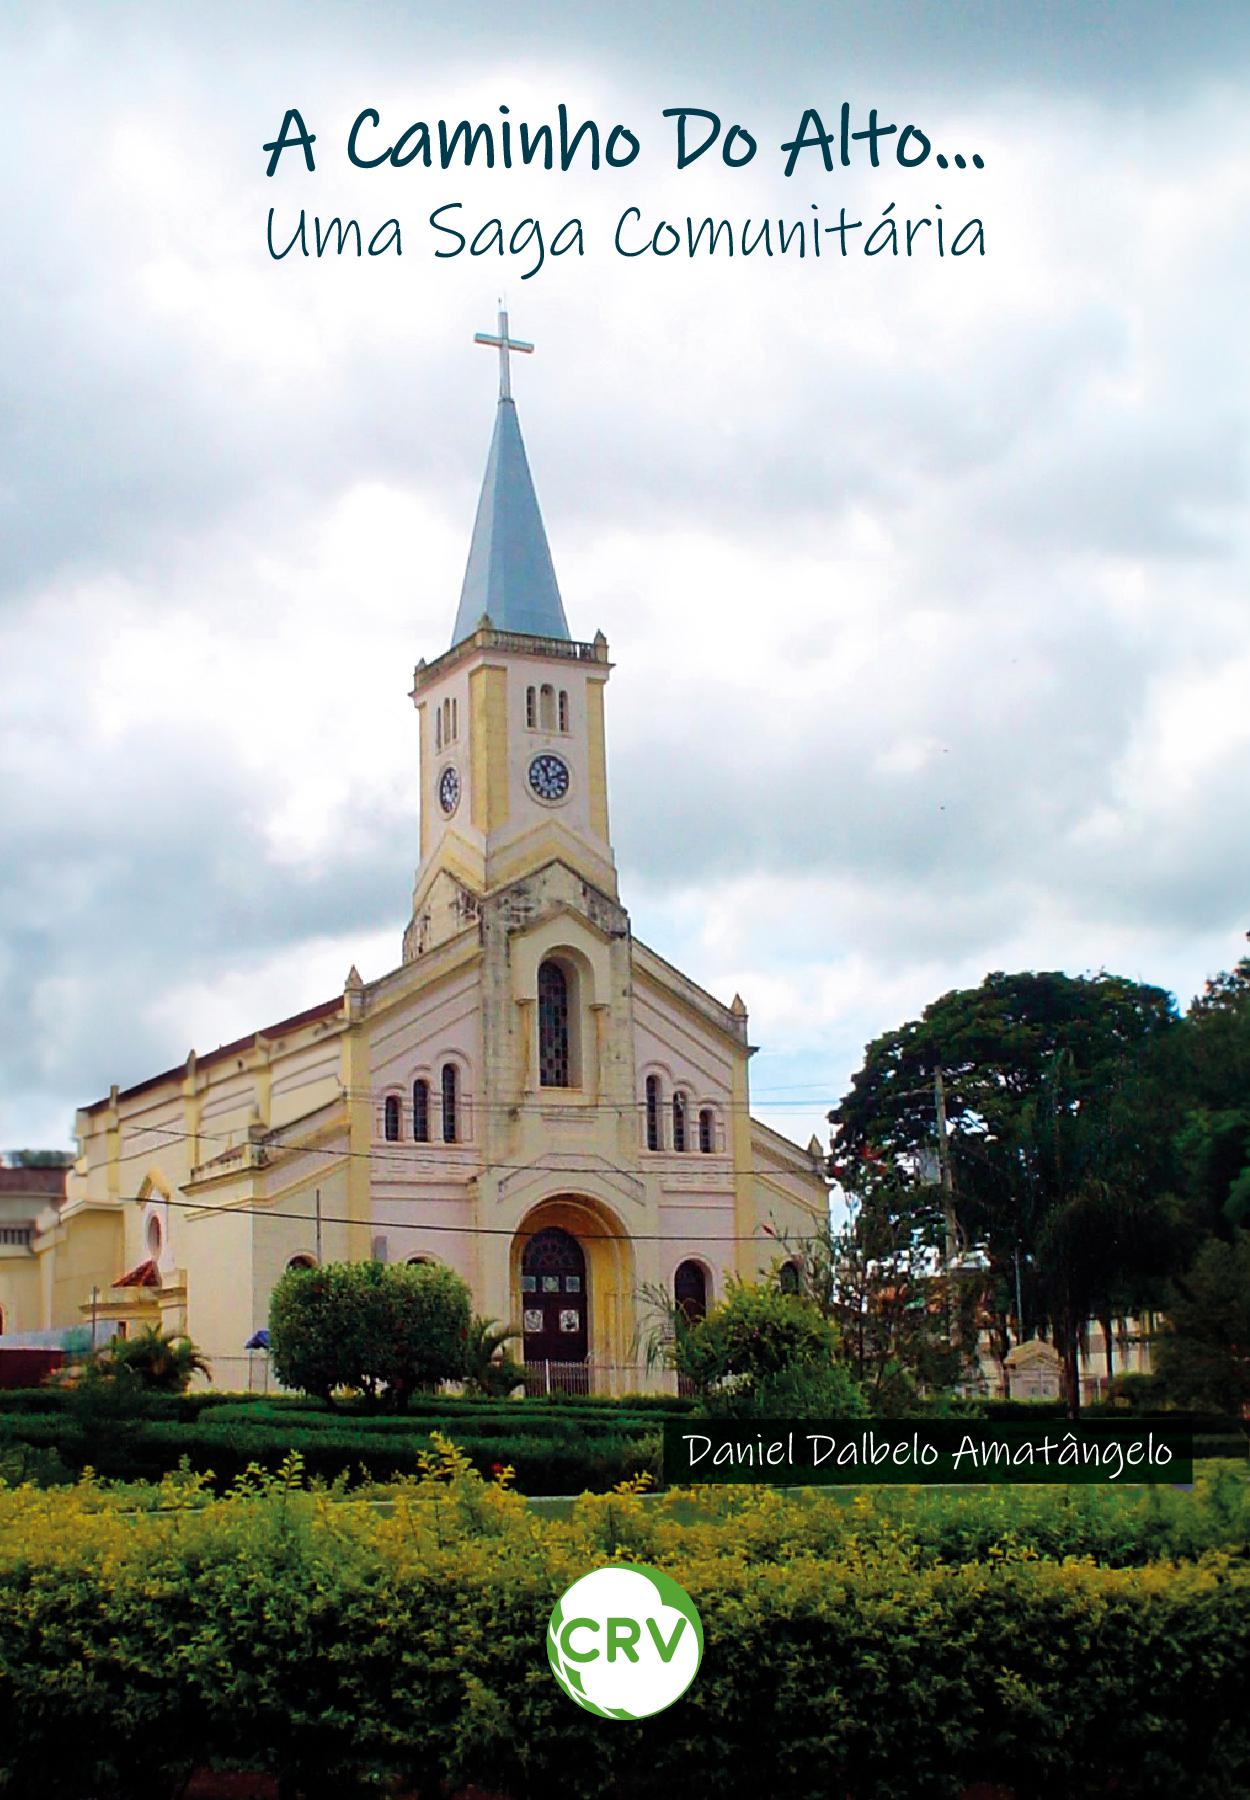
[
  {"xmin": 645, "ymin": 1075, "xmax": 662, "ymax": 1151},
  {"xmin": 384, "ymin": 1095, "xmax": 400, "ymax": 1142},
  {"xmin": 441, "ymin": 1063, "xmax": 459, "ymax": 1143},
  {"xmin": 674, "ymin": 1259, "xmax": 708, "ymax": 1325},
  {"xmin": 413, "ymin": 1079, "xmax": 430, "ymax": 1143},
  {"xmin": 672, "ymin": 1092, "xmax": 688, "ymax": 1153},
  {"xmin": 699, "ymin": 1107, "xmax": 715, "ymax": 1154}
]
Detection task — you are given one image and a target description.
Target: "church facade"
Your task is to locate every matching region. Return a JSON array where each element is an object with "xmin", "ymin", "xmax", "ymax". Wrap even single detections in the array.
[{"xmin": 0, "ymin": 318, "xmax": 827, "ymax": 1387}]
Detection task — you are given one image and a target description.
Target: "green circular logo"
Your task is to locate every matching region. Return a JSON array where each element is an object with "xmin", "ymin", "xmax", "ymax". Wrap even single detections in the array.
[{"xmin": 547, "ymin": 1562, "xmax": 704, "ymax": 1718}]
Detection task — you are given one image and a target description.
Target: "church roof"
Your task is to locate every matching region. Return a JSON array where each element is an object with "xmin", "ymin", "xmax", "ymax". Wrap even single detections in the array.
[{"xmin": 450, "ymin": 396, "xmax": 571, "ymax": 647}]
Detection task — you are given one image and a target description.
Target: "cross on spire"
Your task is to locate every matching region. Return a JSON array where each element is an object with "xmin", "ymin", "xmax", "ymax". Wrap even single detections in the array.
[{"xmin": 474, "ymin": 307, "xmax": 533, "ymax": 401}]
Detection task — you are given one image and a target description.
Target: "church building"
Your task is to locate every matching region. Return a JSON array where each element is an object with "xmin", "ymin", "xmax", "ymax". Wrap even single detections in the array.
[{"xmin": 0, "ymin": 316, "xmax": 827, "ymax": 1389}]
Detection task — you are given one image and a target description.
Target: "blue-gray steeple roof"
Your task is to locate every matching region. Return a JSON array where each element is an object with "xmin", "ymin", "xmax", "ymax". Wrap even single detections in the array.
[{"xmin": 450, "ymin": 396, "xmax": 571, "ymax": 647}]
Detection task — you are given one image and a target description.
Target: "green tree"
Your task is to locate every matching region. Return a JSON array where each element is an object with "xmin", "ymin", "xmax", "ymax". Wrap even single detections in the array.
[
  {"xmin": 1153, "ymin": 1230, "xmax": 1250, "ymax": 1421},
  {"xmin": 269, "ymin": 1261, "xmax": 470, "ymax": 1409},
  {"xmin": 766, "ymin": 1197, "xmax": 978, "ymax": 1410},
  {"xmin": 830, "ymin": 970, "xmax": 1182, "ymax": 1416}
]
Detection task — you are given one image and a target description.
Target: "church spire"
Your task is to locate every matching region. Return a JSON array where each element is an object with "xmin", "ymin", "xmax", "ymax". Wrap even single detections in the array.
[{"xmin": 449, "ymin": 309, "xmax": 571, "ymax": 648}]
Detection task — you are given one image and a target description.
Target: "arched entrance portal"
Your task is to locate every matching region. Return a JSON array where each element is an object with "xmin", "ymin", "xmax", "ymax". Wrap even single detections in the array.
[
  {"xmin": 521, "ymin": 1226, "xmax": 587, "ymax": 1370},
  {"xmin": 512, "ymin": 1195, "xmax": 635, "ymax": 1396}
]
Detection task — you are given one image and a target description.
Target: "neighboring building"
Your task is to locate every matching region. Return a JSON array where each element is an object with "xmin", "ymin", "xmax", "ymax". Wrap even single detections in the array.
[
  {"xmin": 978, "ymin": 1319, "xmax": 1155, "ymax": 1404},
  {"xmin": 0, "ymin": 1162, "xmax": 68, "ymax": 1338},
  {"xmin": 0, "ymin": 316, "xmax": 826, "ymax": 1389}
]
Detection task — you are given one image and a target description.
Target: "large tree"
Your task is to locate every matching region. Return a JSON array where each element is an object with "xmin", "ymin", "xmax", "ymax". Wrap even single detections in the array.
[
  {"xmin": 830, "ymin": 970, "xmax": 1182, "ymax": 1416},
  {"xmin": 1170, "ymin": 958, "xmax": 1250, "ymax": 1235},
  {"xmin": 1153, "ymin": 1229, "xmax": 1250, "ymax": 1421}
]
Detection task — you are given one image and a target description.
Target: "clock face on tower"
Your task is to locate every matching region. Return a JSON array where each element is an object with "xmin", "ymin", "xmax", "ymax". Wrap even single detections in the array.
[
  {"xmin": 438, "ymin": 765, "xmax": 460, "ymax": 815},
  {"xmin": 528, "ymin": 752, "xmax": 570, "ymax": 803}
]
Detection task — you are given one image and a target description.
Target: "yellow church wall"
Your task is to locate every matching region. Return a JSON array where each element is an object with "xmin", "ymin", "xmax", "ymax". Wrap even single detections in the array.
[
  {"xmin": 585, "ymin": 673, "xmax": 611, "ymax": 846},
  {"xmin": 470, "ymin": 662, "xmax": 510, "ymax": 834},
  {"xmin": 369, "ymin": 1191, "xmax": 476, "ymax": 1283},
  {"xmin": 0, "ymin": 1249, "xmax": 43, "ymax": 1335},
  {"xmin": 655, "ymin": 1200, "xmax": 737, "ymax": 1303},
  {"xmin": 749, "ymin": 1119, "xmax": 828, "ymax": 1280},
  {"xmin": 185, "ymin": 1208, "xmax": 255, "ymax": 1360},
  {"xmin": 249, "ymin": 1162, "xmax": 353, "ymax": 1335},
  {"xmin": 48, "ymin": 1206, "xmax": 125, "ymax": 1328}
]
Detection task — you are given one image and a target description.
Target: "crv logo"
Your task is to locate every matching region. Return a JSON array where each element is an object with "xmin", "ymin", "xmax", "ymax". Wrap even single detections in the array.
[{"xmin": 547, "ymin": 1563, "xmax": 704, "ymax": 1718}]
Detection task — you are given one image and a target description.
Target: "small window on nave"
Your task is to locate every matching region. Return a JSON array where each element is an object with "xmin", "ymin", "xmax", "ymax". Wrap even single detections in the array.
[
  {"xmin": 778, "ymin": 1260, "xmax": 801, "ymax": 1296},
  {"xmin": 672, "ymin": 1092, "xmax": 687, "ymax": 1153},
  {"xmin": 442, "ymin": 1063, "xmax": 458, "ymax": 1143},
  {"xmin": 413, "ymin": 1079, "xmax": 430, "ymax": 1143},
  {"xmin": 384, "ymin": 1095, "xmax": 400, "ymax": 1142},
  {"xmin": 699, "ymin": 1108, "xmax": 715, "ymax": 1154},
  {"xmin": 645, "ymin": 1075, "xmax": 662, "ymax": 1151}
]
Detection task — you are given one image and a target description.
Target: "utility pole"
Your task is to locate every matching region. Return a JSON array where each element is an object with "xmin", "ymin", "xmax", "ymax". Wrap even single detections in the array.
[
  {"xmin": 933, "ymin": 1068, "xmax": 957, "ymax": 1273},
  {"xmin": 1014, "ymin": 1244, "xmax": 1025, "ymax": 1346},
  {"xmin": 934, "ymin": 1068, "xmax": 961, "ymax": 1355},
  {"xmin": 315, "ymin": 1188, "xmax": 322, "ymax": 1265}
]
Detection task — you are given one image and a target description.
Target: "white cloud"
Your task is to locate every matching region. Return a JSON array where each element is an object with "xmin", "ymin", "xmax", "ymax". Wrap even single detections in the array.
[{"xmin": 1, "ymin": 10, "xmax": 1248, "ymax": 1150}]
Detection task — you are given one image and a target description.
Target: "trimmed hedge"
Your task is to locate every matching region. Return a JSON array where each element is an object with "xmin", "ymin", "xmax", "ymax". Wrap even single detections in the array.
[
  {"xmin": 0, "ymin": 1408, "xmax": 663, "ymax": 1494},
  {"xmin": 1, "ymin": 1457, "xmax": 1248, "ymax": 1799}
]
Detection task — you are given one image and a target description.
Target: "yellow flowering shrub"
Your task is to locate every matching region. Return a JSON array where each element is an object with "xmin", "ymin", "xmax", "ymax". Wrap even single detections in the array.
[{"xmin": 0, "ymin": 1452, "xmax": 1248, "ymax": 1799}]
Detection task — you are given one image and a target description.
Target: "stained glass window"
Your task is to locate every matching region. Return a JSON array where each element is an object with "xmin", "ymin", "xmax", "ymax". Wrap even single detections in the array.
[{"xmin": 538, "ymin": 960, "xmax": 570, "ymax": 1087}]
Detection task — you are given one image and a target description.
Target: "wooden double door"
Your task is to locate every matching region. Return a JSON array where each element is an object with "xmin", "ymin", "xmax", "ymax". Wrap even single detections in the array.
[{"xmin": 521, "ymin": 1226, "xmax": 587, "ymax": 1365}]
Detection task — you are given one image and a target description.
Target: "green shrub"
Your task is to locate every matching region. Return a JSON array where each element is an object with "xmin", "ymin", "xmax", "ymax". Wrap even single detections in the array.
[{"xmin": 675, "ymin": 1276, "xmax": 848, "ymax": 1398}]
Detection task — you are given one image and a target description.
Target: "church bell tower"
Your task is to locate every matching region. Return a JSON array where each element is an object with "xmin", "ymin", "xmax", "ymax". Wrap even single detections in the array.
[{"xmin": 404, "ymin": 313, "xmax": 616, "ymax": 962}]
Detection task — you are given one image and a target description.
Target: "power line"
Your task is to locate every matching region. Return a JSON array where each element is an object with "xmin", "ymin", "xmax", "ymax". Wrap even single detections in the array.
[
  {"xmin": 102, "ymin": 1113, "xmax": 831, "ymax": 1185},
  {"xmin": 106, "ymin": 1185, "xmax": 804, "ymax": 1247}
]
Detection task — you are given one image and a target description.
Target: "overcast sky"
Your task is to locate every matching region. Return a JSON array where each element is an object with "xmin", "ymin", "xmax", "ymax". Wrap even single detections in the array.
[{"xmin": 1, "ymin": 1, "xmax": 1247, "ymax": 1157}]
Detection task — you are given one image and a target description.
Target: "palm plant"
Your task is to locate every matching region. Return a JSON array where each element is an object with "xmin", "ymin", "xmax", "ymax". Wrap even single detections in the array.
[
  {"xmin": 463, "ymin": 1315, "xmax": 525, "ymax": 1397},
  {"xmin": 104, "ymin": 1325, "xmax": 212, "ymax": 1394}
]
